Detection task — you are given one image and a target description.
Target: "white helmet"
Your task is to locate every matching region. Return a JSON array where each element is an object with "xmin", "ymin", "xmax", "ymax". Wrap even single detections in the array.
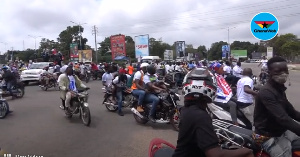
[
  {"xmin": 140, "ymin": 63, "xmax": 149, "ymax": 68},
  {"xmin": 182, "ymin": 67, "xmax": 217, "ymax": 102}
]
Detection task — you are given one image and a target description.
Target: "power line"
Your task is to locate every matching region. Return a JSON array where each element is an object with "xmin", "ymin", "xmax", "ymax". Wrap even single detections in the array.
[
  {"xmin": 98, "ymin": 12, "xmax": 300, "ymax": 36},
  {"xmin": 97, "ymin": 0, "xmax": 295, "ymax": 29},
  {"xmin": 98, "ymin": 4, "xmax": 300, "ymax": 33}
]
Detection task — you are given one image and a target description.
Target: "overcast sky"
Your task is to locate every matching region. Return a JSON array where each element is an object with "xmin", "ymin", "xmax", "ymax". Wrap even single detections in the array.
[{"xmin": 0, "ymin": 0, "xmax": 299, "ymax": 53}]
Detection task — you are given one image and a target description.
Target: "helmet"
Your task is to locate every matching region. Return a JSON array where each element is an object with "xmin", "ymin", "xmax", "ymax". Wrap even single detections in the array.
[
  {"xmin": 147, "ymin": 64, "xmax": 156, "ymax": 75},
  {"xmin": 182, "ymin": 67, "xmax": 217, "ymax": 102},
  {"xmin": 2, "ymin": 66, "xmax": 8, "ymax": 70},
  {"xmin": 140, "ymin": 63, "xmax": 149, "ymax": 68}
]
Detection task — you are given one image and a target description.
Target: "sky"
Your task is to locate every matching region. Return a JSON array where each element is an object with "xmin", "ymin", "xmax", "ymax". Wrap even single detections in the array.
[{"xmin": 0, "ymin": 0, "xmax": 299, "ymax": 54}]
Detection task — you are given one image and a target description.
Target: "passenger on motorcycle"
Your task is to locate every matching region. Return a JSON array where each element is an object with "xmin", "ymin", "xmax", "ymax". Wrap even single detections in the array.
[
  {"xmin": 236, "ymin": 68, "xmax": 258, "ymax": 125},
  {"xmin": 223, "ymin": 61, "xmax": 232, "ymax": 78},
  {"xmin": 173, "ymin": 67, "xmax": 254, "ymax": 157},
  {"xmin": 233, "ymin": 61, "xmax": 243, "ymax": 78},
  {"xmin": 40, "ymin": 66, "xmax": 54, "ymax": 87},
  {"xmin": 112, "ymin": 70, "xmax": 131, "ymax": 116},
  {"xmin": 1, "ymin": 66, "xmax": 17, "ymax": 99},
  {"xmin": 258, "ymin": 56, "xmax": 268, "ymax": 82},
  {"xmin": 102, "ymin": 65, "xmax": 115, "ymax": 102},
  {"xmin": 209, "ymin": 62, "xmax": 238, "ymax": 125},
  {"xmin": 143, "ymin": 64, "xmax": 167, "ymax": 123},
  {"xmin": 58, "ymin": 66, "xmax": 89, "ymax": 112},
  {"xmin": 254, "ymin": 56, "xmax": 300, "ymax": 157},
  {"xmin": 131, "ymin": 63, "xmax": 149, "ymax": 112}
]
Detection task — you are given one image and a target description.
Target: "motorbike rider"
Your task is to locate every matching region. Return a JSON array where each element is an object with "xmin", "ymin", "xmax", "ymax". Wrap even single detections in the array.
[
  {"xmin": 258, "ymin": 56, "xmax": 268, "ymax": 82},
  {"xmin": 173, "ymin": 67, "xmax": 254, "ymax": 157},
  {"xmin": 233, "ymin": 61, "xmax": 243, "ymax": 78},
  {"xmin": 143, "ymin": 64, "xmax": 166, "ymax": 122},
  {"xmin": 102, "ymin": 65, "xmax": 116, "ymax": 103},
  {"xmin": 40, "ymin": 66, "xmax": 54, "ymax": 87},
  {"xmin": 131, "ymin": 62, "xmax": 149, "ymax": 112},
  {"xmin": 58, "ymin": 66, "xmax": 89, "ymax": 112},
  {"xmin": 223, "ymin": 61, "xmax": 232, "ymax": 78},
  {"xmin": 91, "ymin": 62, "xmax": 99, "ymax": 77},
  {"xmin": 1, "ymin": 66, "xmax": 17, "ymax": 99},
  {"xmin": 236, "ymin": 68, "xmax": 258, "ymax": 125},
  {"xmin": 253, "ymin": 56, "xmax": 300, "ymax": 157},
  {"xmin": 209, "ymin": 62, "xmax": 238, "ymax": 125},
  {"xmin": 112, "ymin": 70, "xmax": 131, "ymax": 116}
]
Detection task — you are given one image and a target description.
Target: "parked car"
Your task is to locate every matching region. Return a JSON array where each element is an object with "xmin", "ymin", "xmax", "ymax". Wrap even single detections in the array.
[{"xmin": 20, "ymin": 62, "xmax": 54, "ymax": 85}]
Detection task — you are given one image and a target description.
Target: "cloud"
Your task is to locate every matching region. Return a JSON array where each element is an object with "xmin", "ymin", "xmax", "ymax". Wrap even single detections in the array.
[{"xmin": 0, "ymin": 0, "xmax": 299, "ymax": 54}]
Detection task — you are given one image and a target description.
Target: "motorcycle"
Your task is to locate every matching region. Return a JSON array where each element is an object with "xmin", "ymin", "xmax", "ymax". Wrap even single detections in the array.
[
  {"xmin": 63, "ymin": 88, "xmax": 91, "ymax": 126},
  {"xmin": 0, "ymin": 88, "xmax": 11, "ymax": 119},
  {"xmin": 208, "ymin": 102, "xmax": 252, "ymax": 130},
  {"xmin": 0, "ymin": 81, "xmax": 25, "ymax": 98},
  {"xmin": 212, "ymin": 119, "xmax": 300, "ymax": 157},
  {"xmin": 39, "ymin": 74, "xmax": 59, "ymax": 91},
  {"xmin": 164, "ymin": 70, "xmax": 185, "ymax": 88},
  {"xmin": 92, "ymin": 69, "xmax": 104, "ymax": 80},
  {"xmin": 131, "ymin": 90, "xmax": 181, "ymax": 131},
  {"xmin": 102, "ymin": 88, "xmax": 135, "ymax": 112},
  {"xmin": 85, "ymin": 69, "xmax": 91, "ymax": 83}
]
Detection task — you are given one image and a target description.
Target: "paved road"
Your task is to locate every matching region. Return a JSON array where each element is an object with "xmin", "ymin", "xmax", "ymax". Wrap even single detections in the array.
[{"xmin": 0, "ymin": 63, "xmax": 299, "ymax": 157}]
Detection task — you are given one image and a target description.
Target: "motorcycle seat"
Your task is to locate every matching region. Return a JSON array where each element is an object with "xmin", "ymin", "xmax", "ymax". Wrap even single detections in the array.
[{"xmin": 228, "ymin": 125, "xmax": 257, "ymax": 148}]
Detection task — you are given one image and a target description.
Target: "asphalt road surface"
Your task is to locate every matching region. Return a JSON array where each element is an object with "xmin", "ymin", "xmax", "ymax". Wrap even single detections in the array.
[{"xmin": 0, "ymin": 63, "xmax": 299, "ymax": 157}]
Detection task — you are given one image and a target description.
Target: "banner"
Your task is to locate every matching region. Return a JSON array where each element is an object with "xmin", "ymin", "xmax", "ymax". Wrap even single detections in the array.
[
  {"xmin": 70, "ymin": 43, "xmax": 79, "ymax": 58},
  {"xmin": 175, "ymin": 41, "xmax": 185, "ymax": 58},
  {"xmin": 231, "ymin": 50, "xmax": 247, "ymax": 58},
  {"xmin": 110, "ymin": 35, "xmax": 126, "ymax": 60},
  {"xmin": 79, "ymin": 50, "xmax": 93, "ymax": 62},
  {"xmin": 267, "ymin": 47, "xmax": 273, "ymax": 59},
  {"xmin": 164, "ymin": 50, "xmax": 173, "ymax": 60},
  {"xmin": 135, "ymin": 34, "xmax": 149, "ymax": 59},
  {"xmin": 222, "ymin": 45, "xmax": 229, "ymax": 59}
]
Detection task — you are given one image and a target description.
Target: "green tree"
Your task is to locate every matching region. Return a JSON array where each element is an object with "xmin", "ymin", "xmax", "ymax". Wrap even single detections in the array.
[
  {"xmin": 208, "ymin": 41, "xmax": 228, "ymax": 60},
  {"xmin": 57, "ymin": 25, "xmax": 88, "ymax": 60},
  {"xmin": 197, "ymin": 45, "xmax": 207, "ymax": 59}
]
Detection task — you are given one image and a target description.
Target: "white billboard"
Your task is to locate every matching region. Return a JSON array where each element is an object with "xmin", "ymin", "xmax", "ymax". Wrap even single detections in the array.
[
  {"xmin": 164, "ymin": 50, "xmax": 173, "ymax": 60},
  {"xmin": 135, "ymin": 35, "xmax": 149, "ymax": 59},
  {"xmin": 267, "ymin": 47, "xmax": 273, "ymax": 59}
]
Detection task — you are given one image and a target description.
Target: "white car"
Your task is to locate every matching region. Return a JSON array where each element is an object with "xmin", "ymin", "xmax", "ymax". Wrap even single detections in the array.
[{"xmin": 20, "ymin": 62, "xmax": 54, "ymax": 85}]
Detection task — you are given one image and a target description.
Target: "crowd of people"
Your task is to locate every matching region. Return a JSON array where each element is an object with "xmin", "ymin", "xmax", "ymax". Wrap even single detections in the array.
[{"xmin": 1, "ymin": 55, "xmax": 299, "ymax": 157}]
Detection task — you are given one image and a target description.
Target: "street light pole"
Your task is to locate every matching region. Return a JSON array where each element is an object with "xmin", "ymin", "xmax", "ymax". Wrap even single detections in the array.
[
  {"xmin": 227, "ymin": 27, "xmax": 236, "ymax": 60},
  {"xmin": 70, "ymin": 21, "xmax": 87, "ymax": 50},
  {"xmin": 28, "ymin": 35, "xmax": 42, "ymax": 52}
]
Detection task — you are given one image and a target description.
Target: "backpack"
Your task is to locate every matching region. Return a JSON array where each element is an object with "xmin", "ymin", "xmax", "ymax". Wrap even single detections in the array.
[{"xmin": 127, "ymin": 72, "xmax": 136, "ymax": 88}]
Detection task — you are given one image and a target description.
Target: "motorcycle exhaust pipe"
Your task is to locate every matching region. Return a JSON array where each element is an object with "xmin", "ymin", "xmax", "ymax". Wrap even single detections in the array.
[
  {"xmin": 131, "ymin": 108, "xmax": 144, "ymax": 119},
  {"xmin": 103, "ymin": 102, "xmax": 117, "ymax": 107}
]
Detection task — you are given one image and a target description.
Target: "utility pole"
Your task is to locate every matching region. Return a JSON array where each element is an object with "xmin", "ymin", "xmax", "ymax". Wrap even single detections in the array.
[
  {"xmin": 28, "ymin": 35, "xmax": 42, "ymax": 52},
  {"xmin": 92, "ymin": 25, "xmax": 99, "ymax": 63}
]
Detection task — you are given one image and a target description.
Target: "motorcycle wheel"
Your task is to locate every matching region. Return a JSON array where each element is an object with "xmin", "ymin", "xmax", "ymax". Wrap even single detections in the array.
[
  {"xmin": 132, "ymin": 105, "xmax": 148, "ymax": 124},
  {"xmin": 104, "ymin": 95, "xmax": 118, "ymax": 112},
  {"xmin": 41, "ymin": 86, "xmax": 48, "ymax": 91},
  {"xmin": 81, "ymin": 106, "xmax": 91, "ymax": 126},
  {"xmin": 0, "ymin": 101, "xmax": 9, "ymax": 119},
  {"xmin": 170, "ymin": 110, "xmax": 180, "ymax": 131},
  {"xmin": 85, "ymin": 74, "xmax": 90, "ymax": 83},
  {"xmin": 15, "ymin": 88, "xmax": 25, "ymax": 98}
]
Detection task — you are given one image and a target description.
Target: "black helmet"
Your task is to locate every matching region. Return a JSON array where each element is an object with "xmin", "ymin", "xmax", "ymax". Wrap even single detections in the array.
[{"xmin": 147, "ymin": 64, "xmax": 156, "ymax": 75}]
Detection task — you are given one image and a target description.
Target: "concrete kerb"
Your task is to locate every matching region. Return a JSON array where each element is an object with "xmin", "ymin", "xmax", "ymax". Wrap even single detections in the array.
[{"xmin": 288, "ymin": 64, "xmax": 300, "ymax": 70}]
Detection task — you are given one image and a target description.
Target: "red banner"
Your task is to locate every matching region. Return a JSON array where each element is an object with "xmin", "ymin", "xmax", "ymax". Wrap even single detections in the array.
[{"xmin": 110, "ymin": 35, "xmax": 126, "ymax": 60}]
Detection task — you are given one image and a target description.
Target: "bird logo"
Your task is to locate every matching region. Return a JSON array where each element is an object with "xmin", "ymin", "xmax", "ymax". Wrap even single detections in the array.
[{"xmin": 254, "ymin": 21, "xmax": 275, "ymax": 28}]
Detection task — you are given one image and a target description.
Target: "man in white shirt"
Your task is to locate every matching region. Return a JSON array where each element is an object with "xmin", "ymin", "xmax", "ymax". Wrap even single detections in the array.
[
  {"xmin": 223, "ymin": 61, "xmax": 232, "ymax": 78},
  {"xmin": 165, "ymin": 62, "xmax": 171, "ymax": 74},
  {"xmin": 233, "ymin": 61, "xmax": 243, "ymax": 78},
  {"xmin": 236, "ymin": 68, "xmax": 258, "ymax": 125},
  {"xmin": 258, "ymin": 56, "xmax": 268, "ymax": 82}
]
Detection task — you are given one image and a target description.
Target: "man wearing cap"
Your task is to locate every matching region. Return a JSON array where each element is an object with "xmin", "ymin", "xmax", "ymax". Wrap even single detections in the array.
[{"xmin": 209, "ymin": 62, "xmax": 238, "ymax": 125}]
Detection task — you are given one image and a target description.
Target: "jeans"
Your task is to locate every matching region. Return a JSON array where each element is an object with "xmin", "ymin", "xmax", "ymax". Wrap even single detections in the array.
[
  {"xmin": 132, "ymin": 89, "xmax": 146, "ymax": 106},
  {"xmin": 214, "ymin": 100, "xmax": 238, "ymax": 123},
  {"xmin": 262, "ymin": 130, "xmax": 299, "ymax": 157},
  {"xmin": 144, "ymin": 93, "xmax": 160, "ymax": 117},
  {"xmin": 116, "ymin": 90, "xmax": 123, "ymax": 112},
  {"xmin": 6, "ymin": 81, "xmax": 13, "ymax": 96}
]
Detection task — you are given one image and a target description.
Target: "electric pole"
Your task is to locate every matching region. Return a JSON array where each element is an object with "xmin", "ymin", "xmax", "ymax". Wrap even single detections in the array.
[{"xmin": 92, "ymin": 25, "xmax": 99, "ymax": 63}]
